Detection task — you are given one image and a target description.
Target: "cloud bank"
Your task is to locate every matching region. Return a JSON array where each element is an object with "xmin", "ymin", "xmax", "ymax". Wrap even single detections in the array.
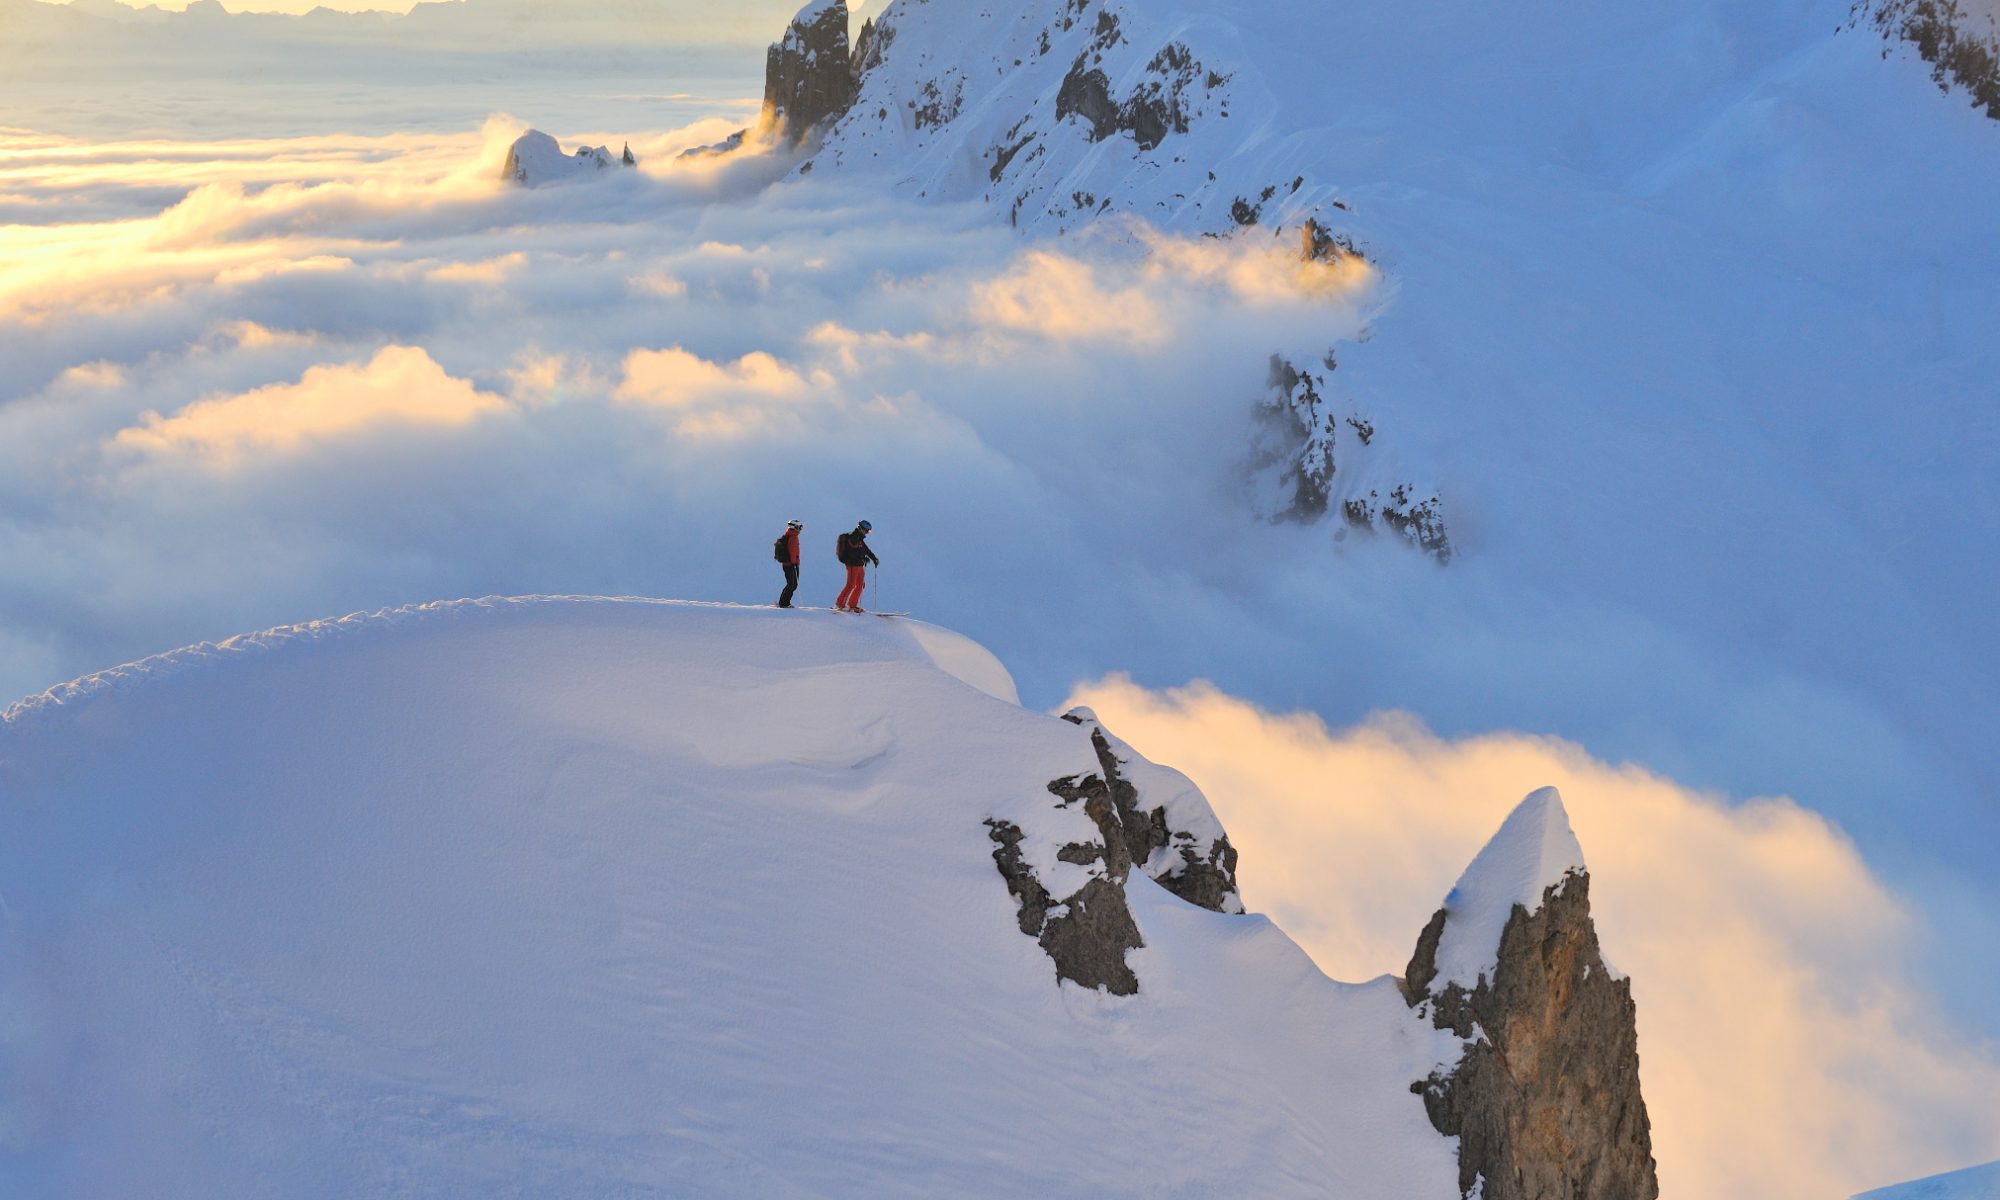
[{"xmin": 1068, "ymin": 677, "xmax": 2000, "ymax": 1200}]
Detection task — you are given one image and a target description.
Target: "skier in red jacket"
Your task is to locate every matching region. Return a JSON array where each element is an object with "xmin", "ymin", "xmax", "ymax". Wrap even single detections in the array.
[
  {"xmin": 775, "ymin": 520, "xmax": 803, "ymax": 608},
  {"xmin": 835, "ymin": 520, "xmax": 879, "ymax": 612}
]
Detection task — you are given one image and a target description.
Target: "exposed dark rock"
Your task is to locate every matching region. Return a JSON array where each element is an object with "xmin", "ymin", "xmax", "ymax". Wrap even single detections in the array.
[
  {"xmin": 1062, "ymin": 710, "xmax": 1242, "ymax": 913},
  {"xmin": 983, "ymin": 713, "xmax": 1244, "ymax": 994},
  {"xmin": 1405, "ymin": 872, "xmax": 1660, "ymax": 1200},
  {"xmin": 1300, "ymin": 216, "xmax": 1363, "ymax": 264},
  {"xmin": 1056, "ymin": 58, "xmax": 1121, "ymax": 140},
  {"xmin": 760, "ymin": 0, "xmax": 858, "ymax": 147},
  {"xmin": 1250, "ymin": 351, "xmax": 1452, "ymax": 562},
  {"xmin": 1250, "ymin": 354, "xmax": 1337, "ymax": 521},
  {"xmin": 851, "ymin": 15, "xmax": 890, "ymax": 83},
  {"xmin": 911, "ymin": 76, "xmax": 964, "ymax": 130},
  {"xmin": 1053, "ymin": 35, "xmax": 1209, "ymax": 153},
  {"xmin": 1348, "ymin": 485, "xmax": 1452, "ymax": 563},
  {"xmin": 984, "ymin": 816, "xmax": 1142, "ymax": 996},
  {"xmin": 1859, "ymin": 0, "xmax": 2000, "ymax": 118}
]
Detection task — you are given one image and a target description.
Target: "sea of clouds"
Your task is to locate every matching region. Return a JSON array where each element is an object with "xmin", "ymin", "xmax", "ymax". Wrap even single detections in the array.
[{"xmin": 2, "ymin": 24, "xmax": 1997, "ymax": 1196}]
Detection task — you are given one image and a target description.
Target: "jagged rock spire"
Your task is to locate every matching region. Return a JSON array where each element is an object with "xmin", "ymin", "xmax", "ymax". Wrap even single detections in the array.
[
  {"xmin": 759, "ymin": 0, "xmax": 857, "ymax": 147},
  {"xmin": 1405, "ymin": 789, "xmax": 1659, "ymax": 1200}
]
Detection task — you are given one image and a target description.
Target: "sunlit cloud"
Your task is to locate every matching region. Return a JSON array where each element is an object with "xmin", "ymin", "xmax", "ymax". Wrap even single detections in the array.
[
  {"xmin": 1138, "ymin": 226, "xmax": 1381, "ymax": 303},
  {"xmin": 1065, "ymin": 677, "xmax": 2000, "ymax": 1200},
  {"xmin": 426, "ymin": 252, "xmax": 528, "ymax": 285},
  {"xmin": 970, "ymin": 250, "xmax": 1170, "ymax": 346},
  {"xmin": 617, "ymin": 346, "xmax": 818, "ymax": 408},
  {"xmin": 112, "ymin": 346, "xmax": 507, "ymax": 464}
]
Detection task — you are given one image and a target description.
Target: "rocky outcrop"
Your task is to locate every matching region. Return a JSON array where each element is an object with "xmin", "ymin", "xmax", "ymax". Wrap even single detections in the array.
[
  {"xmin": 1249, "ymin": 348, "xmax": 1452, "ymax": 563},
  {"xmin": 1403, "ymin": 792, "xmax": 1659, "ymax": 1200},
  {"xmin": 1858, "ymin": 0, "xmax": 2000, "ymax": 118},
  {"xmin": 1061, "ymin": 709, "xmax": 1243, "ymax": 914},
  {"xmin": 984, "ymin": 711, "xmax": 1244, "ymax": 994},
  {"xmin": 1054, "ymin": 30, "xmax": 1210, "ymax": 153},
  {"xmin": 759, "ymin": 0, "xmax": 858, "ymax": 147},
  {"xmin": 985, "ymin": 815, "xmax": 1145, "ymax": 994},
  {"xmin": 501, "ymin": 130, "xmax": 637, "ymax": 187}
]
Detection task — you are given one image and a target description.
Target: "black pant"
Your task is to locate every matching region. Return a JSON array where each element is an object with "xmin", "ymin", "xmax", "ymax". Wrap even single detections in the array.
[{"xmin": 778, "ymin": 563, "xmax": 799, "ymax": 607}]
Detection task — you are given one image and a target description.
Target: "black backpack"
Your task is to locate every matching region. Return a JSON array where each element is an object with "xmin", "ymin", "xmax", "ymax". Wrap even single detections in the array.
[
  {"xmin": 773, "ymin": 533, "xmax": 790, "ymax": 563},
  {"xmin": 835, "ymin": 532, "xmax": 852, "ymax": 564}
]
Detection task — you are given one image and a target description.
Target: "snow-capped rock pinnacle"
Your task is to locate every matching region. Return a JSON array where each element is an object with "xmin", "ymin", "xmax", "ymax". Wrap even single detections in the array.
[
  {"xmin": 1405, "ymin": 788, "xmax": 1658, "ymax": 1200},
  {"xmin": 1426, "ymin": 787, "xmax": 1588, "ymax": 993}
]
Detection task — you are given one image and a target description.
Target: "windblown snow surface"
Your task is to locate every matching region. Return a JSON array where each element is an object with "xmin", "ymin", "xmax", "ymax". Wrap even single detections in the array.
[{"xmin": 0, "ymin": 597, "xmax": 1462, "ymax": 1199}]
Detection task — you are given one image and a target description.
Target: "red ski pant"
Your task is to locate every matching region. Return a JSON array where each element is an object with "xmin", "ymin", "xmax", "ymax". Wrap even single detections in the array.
[{"xmin": 837, "ymin": 564, "xmax": 867, "ymax": 609}]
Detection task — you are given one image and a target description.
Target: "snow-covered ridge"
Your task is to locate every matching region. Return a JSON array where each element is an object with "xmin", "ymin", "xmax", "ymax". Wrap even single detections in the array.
[
  {"xmin": 1, "ymin": 596, "xmax": 1005, "ymax": 729},
  {"xmin": 0, "ymin": 595, "xmax": 1462, "ymax": 1196},
  {"xmin": 809, "ymin": 0, "xmax": 1348, "ymax": 240},
  {"xmin": 0, "ymin": 597, "xmax": 1653, "ymax": 1196}
]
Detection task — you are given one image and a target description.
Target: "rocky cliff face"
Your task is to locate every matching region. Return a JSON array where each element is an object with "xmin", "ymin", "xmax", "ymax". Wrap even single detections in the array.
[
  {"xmin": 983, "ymin": 709, "xmax": 1243, "ymax": 995},
  {"xmin": 759, "ymin": 0, "xmax": 860, "ymax": 147},
  {"xmin": 1403, "ymin": 792, "xmax": 1659, "ymax": 1200}
]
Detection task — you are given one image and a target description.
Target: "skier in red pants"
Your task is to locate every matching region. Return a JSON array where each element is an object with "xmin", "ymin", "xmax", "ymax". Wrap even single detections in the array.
[{"xmin": 835, "ymin": 520, "xmax": 879, "ymax": 612}]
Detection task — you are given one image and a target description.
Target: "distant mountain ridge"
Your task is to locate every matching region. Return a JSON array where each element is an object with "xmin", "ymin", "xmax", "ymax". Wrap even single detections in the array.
[{"xmin": 2, "ymin": 0, "xmax": 802, "ymax": 45}]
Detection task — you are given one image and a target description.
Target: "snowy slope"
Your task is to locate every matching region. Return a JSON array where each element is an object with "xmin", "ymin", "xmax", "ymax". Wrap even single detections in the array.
[
  {"xmin": 811, "ymin": 0, "xmax": 1971, "ymax": 239},
  {"xmin": 1859, "ymin": 1161, "xmax": 2000, "ymax": 1200},
  {"xmin": 0, "ymin": 597, "xmax": 1462, "ymax": 1198}
]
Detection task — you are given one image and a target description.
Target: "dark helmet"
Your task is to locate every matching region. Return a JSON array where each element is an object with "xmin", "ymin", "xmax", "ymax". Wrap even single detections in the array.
[{"xmin": 857, "ymin": 520, "xmax": 873, "ymax": 532}]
